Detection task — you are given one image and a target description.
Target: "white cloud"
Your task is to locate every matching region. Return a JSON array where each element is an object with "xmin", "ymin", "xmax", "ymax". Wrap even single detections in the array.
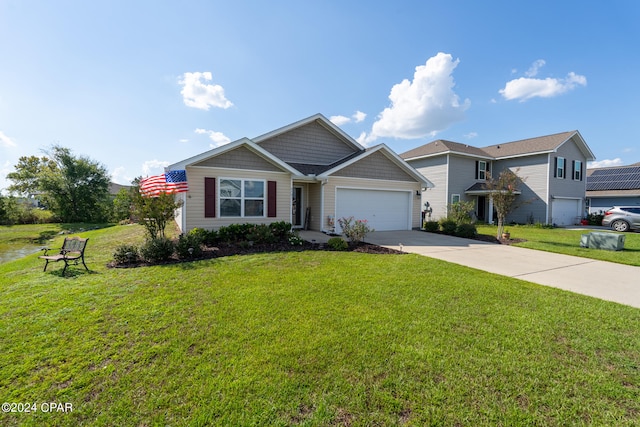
[
  {"xmin": 179, "ymin": 139, "xmax": 189, "ymax": 143},
  {"xmin": 499, "ymin": 60, "xmax": 587, "ymax": 102},
  {"xmin": 464, "ymin": 132, "xmax": 478, "ymax": 139},
  {"xmin": 178, "ymin": 72, "xmax": 233, "ymax": 111},
  {"xmin": 363, "ymin": 52, "xmax": 470, "ymax": 145},
  {"xmin": 588, "ymin": 158, "xmax": 623, "ymax": 168},
  {"xmin": 329, "ymin": 115, "xmax": 351, "ymax": 126},
  {"xmin": 524, "ymin": 59, "xmax": 546, "ymax": 77},
  {"xmin": 111, "ymin": 166, "xmax": 135, "ymax": 185},
  {"xmin": 0, "ymin": 130, "xmax": 17, "ymax": 147},
  {"xmin": 329, "ymin": 111, "xmax": 367, "ymax": 127},
  {"xmin": 353, "ymin": 111, "xmax": 366, "ymax": 123},
  {"xmin": 142, "ymin": 159, "xmax": 170, "ymax": 176},
  {"xmin": 195, "ymin": 128, "xmax": 231, "ymax": 148}
]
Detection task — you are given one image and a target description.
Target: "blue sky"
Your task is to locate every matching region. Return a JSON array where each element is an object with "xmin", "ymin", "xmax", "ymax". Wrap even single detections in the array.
[{"xmin": 1, "ymin": 1, "xmax": 639, "ymax": 192}]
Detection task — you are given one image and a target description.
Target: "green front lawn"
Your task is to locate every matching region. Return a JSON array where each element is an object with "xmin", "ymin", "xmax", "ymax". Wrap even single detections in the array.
[
  {"xmin": 476, "ymin": 224, "xmax": 640, "ymax": 266},
  {"xmin": 1, "ymin": 224, "xmax": 640, "ymax": 426}
]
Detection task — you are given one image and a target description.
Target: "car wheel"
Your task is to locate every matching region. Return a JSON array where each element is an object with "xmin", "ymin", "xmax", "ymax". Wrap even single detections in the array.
[{"xmin": 612, "ymin": 220, "xmax": 630, "ymax": 232}]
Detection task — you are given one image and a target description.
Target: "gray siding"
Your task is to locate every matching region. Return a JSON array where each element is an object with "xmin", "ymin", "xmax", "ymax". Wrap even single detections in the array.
[
  {"xmin": 548, "ymin": 139, "xmax": 588, "ymax": 223},
  {"xmin": 333, "ymin": 151, "xmax": 416, "ymax": 182},
  {"xmin": 448, "ymin": 155, "xmax": 479, "ymax": 204},
  {"xmin": 589, "ymin": 196, "xmax": 640, "ymax": 213},
  {"xmin": 494, "ymin": 154, "xmax": 549, "ymax": 224},
  {"xmin": 408, "ymin": 156, "xmax": 448, "ymax": 220},
  {"xmin": 259, "ymin": 121, "xmax": 358, "ymax": 165},
  {"xmin": 193, "ymin": 146, "xmax": 282, "ymax": 172}
]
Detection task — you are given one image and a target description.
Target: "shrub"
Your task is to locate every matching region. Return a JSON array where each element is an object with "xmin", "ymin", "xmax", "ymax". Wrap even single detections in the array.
[
  {"xmin": 139, "ymin": 237, "xmax": 175, "ymax": 263},
  {"xmin": 327, "ymin": 237, "xmax": 348, "ymax": 251},
  {"xmin": 588, "ymin": 213, "xmax": 604, "ymax": 226},
  {"xmin": 439, "ymin": 219, "xmax": 457, "ymax": 235},
  {"xmin": 175, "ymin": 234, "xmax": 204, "ymax": 259},
  {"xmin": 269, "ymin": 221, "xmax": 293, "ymax": 241},
  {"xmin": 423, "ymin": 220, "xmax": 439, "ymax": 232},
  {"xmin": 338, "ymin": 216, "xmax": 374, "ymax": 244},
  {"xmin": 288, "ymin": 234, "xmax": 305, "ymax": 246},
  {"xmin": 188, "ymin": 228, "xmax": 209, "ymax": 245},
  {"xmin": 113, "ymin": 244, "xmax": 140, "ymax": 264},
  {"xmin": 246, "ymin": 224, "xmax": 277, "ymax": 244},
  {"xmin": 455, "ymin": 223, "xmax": 478, "ymax": 239},
  {"xmin": 447, "ymin": 200, "xmax": 476, "ymax": 225}
]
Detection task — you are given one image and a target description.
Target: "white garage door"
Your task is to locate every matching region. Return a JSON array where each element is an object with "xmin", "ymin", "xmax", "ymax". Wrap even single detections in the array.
[
  {"xmin": 336, "ymin": 188, "xmax": 411, "ymax": 232},
  {"xmin": 552, "ymin": 199, "xmax": 580, "ymax": 226}
]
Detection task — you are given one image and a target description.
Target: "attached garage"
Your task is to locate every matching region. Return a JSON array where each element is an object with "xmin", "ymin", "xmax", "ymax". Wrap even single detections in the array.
[
  {"xmin": 335, "ymin": 188, "xmax": 412, "ymax": 232},
  {"xmin": 551, "ymin": 198, "xmax": 581, "ymax": 226}
]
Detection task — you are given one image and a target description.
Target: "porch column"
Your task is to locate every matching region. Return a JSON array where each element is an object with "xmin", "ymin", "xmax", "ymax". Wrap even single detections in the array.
[{"xmin": 488, "ymin": 196, "xmax": 494, "ymax": 224}]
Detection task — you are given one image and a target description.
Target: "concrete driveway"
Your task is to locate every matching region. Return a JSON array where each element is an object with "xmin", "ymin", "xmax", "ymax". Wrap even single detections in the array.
[{"xmin": 367, "ymin": 231, "xmax": 640, "ymax": 309}]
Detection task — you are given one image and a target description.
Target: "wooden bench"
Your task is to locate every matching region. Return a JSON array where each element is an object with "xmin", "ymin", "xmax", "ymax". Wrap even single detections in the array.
[{"xmin": 39, "ymin": 237, "xmax": 89, "ymax": 275}]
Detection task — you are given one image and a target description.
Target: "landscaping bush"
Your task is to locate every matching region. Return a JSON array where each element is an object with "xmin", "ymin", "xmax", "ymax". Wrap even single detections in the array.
[
  {"xmin": 439, "ymin": 219, "xmax": 457, "ymax": 235},
  {"xmin": 269, "ymin": 221, "xmax": 293, "ymax": 241},
  {"xmin": 338, "ymin": 216, "xmax": 374, "ymax": 244},
  {"xmin": 327, "ymin": 237, "xmax": 348, "ymax": 251},
  {"xmin": 139, "ymin": 237, "xmax": 175, "ymax": 263},
  {"xmin": 588, "ymin": 213, "xmax": 604, "ymax": 226},
  {"xmin": 455, "ymin": 223, "xmax": 478, "ymax": 238},
  {"xmin": 288, "ymin": 233, "xmax": 304, "ymax": 246},
  {"xmin": 246, "ymin": 224, "xmax": 277, "ymax": 244},
  {"xmin": 175, "ymin": 234, "xmax": 204, "ymax": 259},
  {"xmin": 423, "ymin": 220, "xmax": 439, "ymax": 232},
  {"xmin": 113, "ymin": 244, "xmax": 140, "ymax": 264}
]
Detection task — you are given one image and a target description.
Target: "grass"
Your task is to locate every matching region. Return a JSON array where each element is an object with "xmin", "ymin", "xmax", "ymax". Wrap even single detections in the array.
[
  {"xmin": 1, "ymin": 224, "xmax": 640, "ymax": 425},
  {"xmin": 476, "ymin": 224, "xmax": 640, "ymax": 266}
]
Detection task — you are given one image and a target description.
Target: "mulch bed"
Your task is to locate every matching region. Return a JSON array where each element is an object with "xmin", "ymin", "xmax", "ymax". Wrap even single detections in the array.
[
  {"xmin": 109, "ymin": 240, "xmax": 404, "ymax": 269},
  {"xmin": 108, "ymin": 232, "xmax": 524, "ymax": 269}
]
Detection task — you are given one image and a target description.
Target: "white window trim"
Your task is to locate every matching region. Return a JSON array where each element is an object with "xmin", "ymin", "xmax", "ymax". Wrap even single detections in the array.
[
  {"xmin": 451, "ymin": 194, "xmax": 461, "ymax": 204},
  {"xmin": 573, "ymin": 160, "xmax": 582, "ymax": 181},
  {"xmin": 219, "ymin": 177, "xmax": 266, "ymax": 218},
  {"xmin": 478, "ymin": 161, "xmax": 487, "ymax": 180},
  {"xmin": 557, "ymin": 157, "xmax": 565, "ymax": 179}
]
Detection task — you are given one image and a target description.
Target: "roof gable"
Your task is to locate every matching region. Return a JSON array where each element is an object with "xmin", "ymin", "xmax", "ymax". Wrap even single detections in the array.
[
  {"xmin": 255, "ymin": 114, "xmax": 364, "ymax": 166},
  {"xmin": 166, "ymin": 138, "xmax": 301, "ymax": 175},
  {"xmin": 322, "ymin": 144, "xmax": 433, "ymax": 187}
]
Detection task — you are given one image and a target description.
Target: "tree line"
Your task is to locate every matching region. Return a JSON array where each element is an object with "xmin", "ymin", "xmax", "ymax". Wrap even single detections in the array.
[{"xmin": 0, "ymin": 145, "xmax": 139, "ymax": 225}]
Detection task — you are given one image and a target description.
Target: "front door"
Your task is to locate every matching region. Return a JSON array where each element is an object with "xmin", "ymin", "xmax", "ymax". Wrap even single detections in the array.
[
  {"xmin": 292, "ymin": 187, "xmax": 303, "ymax": 228},
  {"xmin": 477, "ymin": 196, "xmax": 486, "ymax": 221}
]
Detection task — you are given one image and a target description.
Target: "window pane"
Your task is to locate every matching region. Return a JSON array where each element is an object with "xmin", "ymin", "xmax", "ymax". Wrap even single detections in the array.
[
  {"xmin": 244, "ymin": 180, "xmax": 264, "ymax": 198},
  {"xmin": 244, "ymin": 200, "xmax": 264, "ymax": 217},
  {"xmin": 220, "ymin": 199, "xmax": 241, "ymax": 217},
  {"xmin": 220, "ymin": 179, "xmax": 241, "ymax": 198}
]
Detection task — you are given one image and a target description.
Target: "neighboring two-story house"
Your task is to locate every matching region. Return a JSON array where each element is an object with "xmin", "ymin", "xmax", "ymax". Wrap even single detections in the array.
[{"xmin": 401, "ymin": 131, "xmax": 596, "ymax": 226}]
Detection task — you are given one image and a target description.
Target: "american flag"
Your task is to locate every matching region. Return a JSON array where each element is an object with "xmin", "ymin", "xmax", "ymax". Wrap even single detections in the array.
[{"xmin": 140, "ymin": 170, "xmax": 189, "ymax": 197}]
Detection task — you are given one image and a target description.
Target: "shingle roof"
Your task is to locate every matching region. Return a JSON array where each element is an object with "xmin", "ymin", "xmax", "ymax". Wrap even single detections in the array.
[
  {"xmin": 400, "ymin": 130, "xmax": 592, "ymax": 162},
  {"xmin": 400, "ymin": 139, "xmax": 492, "ymax": 160},
  {"xmin": 482, "ymin": 131, "xmax": 576, "ymax": 158}
]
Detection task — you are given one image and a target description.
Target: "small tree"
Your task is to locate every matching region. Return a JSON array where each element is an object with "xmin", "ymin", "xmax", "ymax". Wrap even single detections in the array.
[
  {"xmin": 447, "ymin": 200, "xmax": 476, "ymax": 224},
  {"xmin": 484, "ymin": 168, "xmax": 526, "ymax": 239},
  {"xmin": 131, "ymin": 179, "xmax": 182, "ymax": 239}
]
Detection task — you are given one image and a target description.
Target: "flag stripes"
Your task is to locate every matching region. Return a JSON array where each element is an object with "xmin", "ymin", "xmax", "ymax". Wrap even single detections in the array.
[{"xmin": 140, "ymin": 170, "xmax": 189, "ymax": 197}]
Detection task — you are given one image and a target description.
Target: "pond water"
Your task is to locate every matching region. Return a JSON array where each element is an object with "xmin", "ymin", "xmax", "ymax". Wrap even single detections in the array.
[{"xmin": 0, "ymin": 245, "xmax": 43, "ymax": 264}]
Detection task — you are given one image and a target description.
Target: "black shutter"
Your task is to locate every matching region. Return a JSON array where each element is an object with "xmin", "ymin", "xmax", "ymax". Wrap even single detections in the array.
[
  {"xmin": 204, "ymin": 177, "xmax": 216, "ymax": 218},
  {"xmin": 267, "ymin": 181, "xmax": 277, "ymax": 218},
  {"xmin": 580, "ymin": 161, "xmax": 584, "ymax": 181},
  {"xmin": 475, "ymin": 161, "xmax": 479, "ymax": 180},
  {"xmin": 554, "ymin": 157, "xmax": 558, "ymax": 178},
  {"xmin": 572, "ymin": 160, "xmax": 576, "ymax": 180}
]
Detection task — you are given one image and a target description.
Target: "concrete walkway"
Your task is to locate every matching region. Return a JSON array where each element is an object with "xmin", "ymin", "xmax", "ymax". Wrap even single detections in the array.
[{"xmin": 364, "ymin": 231, "xmax": 640, "ymax": 309}]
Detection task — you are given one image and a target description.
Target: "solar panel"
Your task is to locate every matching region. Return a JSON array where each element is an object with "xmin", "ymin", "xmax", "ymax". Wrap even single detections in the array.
[{"xmin": 587, "ymin": 166, "xmax": 640, "ymax": 191}]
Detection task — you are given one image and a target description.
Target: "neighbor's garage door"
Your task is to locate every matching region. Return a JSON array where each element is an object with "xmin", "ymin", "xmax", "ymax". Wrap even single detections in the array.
[
  {"xmin": 552, "ymin": 198, "xmax": 580, "ymax": 226},
  {"xmin": 336, "ymin": 188, "xmax": 411, "ymax": 232}
]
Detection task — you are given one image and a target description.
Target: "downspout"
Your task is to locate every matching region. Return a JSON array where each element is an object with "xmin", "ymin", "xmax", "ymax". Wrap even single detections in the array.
[
  {"xmin": 319, "ymin": 176, "xmax": 328, "ymax": 233},
  {"xmin": 545, "ymin": 153, "xmax": 551, "ymax": 224}
]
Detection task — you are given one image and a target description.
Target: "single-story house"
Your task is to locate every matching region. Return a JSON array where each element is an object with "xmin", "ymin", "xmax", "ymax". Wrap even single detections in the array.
[
  {"xmin": 401, "ymin": 131, "xmax": 596, "ymax": 226},
  {"xmin": 167, "ymin": 114, "xmax": 433, "ymax": 233},
  {"xmin": 586, "ymin": 162, "xmax": 640, "ymax": 213}
]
